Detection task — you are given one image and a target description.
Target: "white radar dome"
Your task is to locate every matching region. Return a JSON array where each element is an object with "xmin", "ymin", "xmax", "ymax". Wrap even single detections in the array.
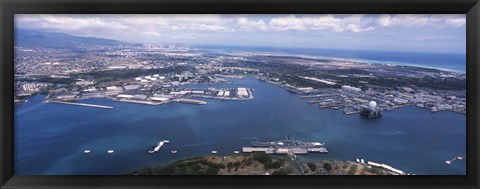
[{"xmin": 368, "ymin": 101, "xmax": 377, "ymax": 109}]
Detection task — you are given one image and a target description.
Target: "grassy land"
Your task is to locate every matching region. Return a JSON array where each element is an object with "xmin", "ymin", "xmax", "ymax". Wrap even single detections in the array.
[{"xmin": 126, "ymin": 153, "xmax": 393, "ymax": 175}]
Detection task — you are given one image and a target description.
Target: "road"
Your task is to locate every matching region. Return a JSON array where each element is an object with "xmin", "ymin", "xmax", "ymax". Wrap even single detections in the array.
[{"xmin": 287, "ymin": 151, "xmax": 304, "ymax": 175}]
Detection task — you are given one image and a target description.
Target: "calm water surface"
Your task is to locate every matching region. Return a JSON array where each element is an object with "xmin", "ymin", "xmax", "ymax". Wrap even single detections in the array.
[{"xmin": 14, "ymin": 77, "xmax": 466, "ymax": 175}]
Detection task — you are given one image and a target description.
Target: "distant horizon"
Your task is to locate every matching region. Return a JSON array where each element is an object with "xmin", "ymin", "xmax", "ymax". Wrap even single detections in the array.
[
  {"xmin": 15, "ymin": 14, "xmax": 466, "ymax": 54},
  {"xmin": 16, "ymin": 28, "xmax": 467, "ymax": 56}
]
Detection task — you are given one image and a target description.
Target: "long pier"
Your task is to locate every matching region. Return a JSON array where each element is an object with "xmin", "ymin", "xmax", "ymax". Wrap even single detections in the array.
[
  {"xmin": 113, "ymin": 99, "xmax": 164, "ymax": 105},
  {"xmin": 173, "ymin": 98, "xmax": 207, "ymax": 105},
  {"xmin": 51, "ymin": 101, "xmax": 113, "ymax": 109}
]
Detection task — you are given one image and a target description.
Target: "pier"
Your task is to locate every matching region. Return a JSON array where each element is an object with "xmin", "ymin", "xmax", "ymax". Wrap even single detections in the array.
[
  {"xmin": 113, "ymin": 99, "xmax": 164, "ymax": 105},
  {"xmin": 51, "ymin": 101, "xmax": 113, "ymax": 109},
  {"xmin": 242, "ymin": 136, "xmax": 328, "ymax": 155},
  {"xmin": 173, "ymin": 98, "xmax": 207, "ymax": 105}
]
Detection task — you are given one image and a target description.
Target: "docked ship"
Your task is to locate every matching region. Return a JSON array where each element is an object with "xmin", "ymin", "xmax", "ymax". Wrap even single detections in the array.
[
  {"xmin": 149, "ymin": 141, "xmax": 165, "ymax": 154},
  {"xmin": 251, "ymin": 135, "xmax": 324, "ymax": 147},
  {"xmin": 244, "ymin": 135, "xmax": 328, "ymax": 155}
]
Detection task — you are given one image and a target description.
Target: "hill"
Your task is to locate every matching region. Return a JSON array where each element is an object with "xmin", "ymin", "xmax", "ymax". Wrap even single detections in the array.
[{"xmin": 15, "ymin": 29, "xmax": 140, "ymax": 49}]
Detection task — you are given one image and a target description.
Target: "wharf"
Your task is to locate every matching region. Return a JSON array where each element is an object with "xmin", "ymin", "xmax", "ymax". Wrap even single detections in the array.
[
  {"xmin": 113, "ymin": 99, "xmax": 164, "ymax": 105},
  {"xmin": 300, "ymin": 94, "xmax": 336, "ymax": 99},
  {"xmin": 51, "ymin": 101, "xmax": 113, "ymax": 109},
  {"xmin": 242, "ymin": 146, "xmax": 328, "ymax": 154},
  {"xmin": 173, "ymin": 98, "xmax": 207, "ymax": 105},
  {"xmin": 242, "ymin": 137, "xmax": 328, "ymax": 155},
  {"xmin": 306, "ymin": 100, "xmax": 322, "ymax": 104},
  {"xmin": 343, "ymin": 109, "xmax": 360, "ymax": 115}
]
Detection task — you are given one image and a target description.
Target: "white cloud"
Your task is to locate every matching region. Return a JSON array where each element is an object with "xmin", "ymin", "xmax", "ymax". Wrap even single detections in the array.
[
  {"xmin": 446, "ymin": 18, "xmax": 466, "ymax": 27},
  {"xmin": 237, "ymin": 17, "xmax": 267, "ymax": 31},
  {"xmin": 375, "ymin": 14, "xmax": 466, "ymax": 28},
  {"xmin": 14, "ymin": 14, "xmax": 465, "ymax": 44},
  {"xmin": 143, "ymin": 30, "xmax": 161, "ymax": 37},
  {"xmin": 237, "ymin": 15, "xmax": 376, "ymax": 33}
]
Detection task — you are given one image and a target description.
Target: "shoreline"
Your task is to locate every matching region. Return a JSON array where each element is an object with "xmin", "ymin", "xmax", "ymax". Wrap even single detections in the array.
[{"xmin": 194, "ymin": 46, "xmax": 465, "ymax": 74}]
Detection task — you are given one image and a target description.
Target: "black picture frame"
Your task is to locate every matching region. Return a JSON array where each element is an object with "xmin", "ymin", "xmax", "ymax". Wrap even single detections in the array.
[{"xmin": 1, "ymin": 0, "xmax": 479, "ymax": 188}]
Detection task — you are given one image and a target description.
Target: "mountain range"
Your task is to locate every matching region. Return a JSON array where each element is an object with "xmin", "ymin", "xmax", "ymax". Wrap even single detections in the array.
[{"xmin": 15, "ymin": 29, "xmax": 140, "ymax": 49}]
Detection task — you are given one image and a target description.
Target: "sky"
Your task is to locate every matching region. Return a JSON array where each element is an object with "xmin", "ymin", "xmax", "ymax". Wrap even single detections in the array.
[{"xmin": 15, "ymin": 14, "xmax": 466, "ymax": 54}]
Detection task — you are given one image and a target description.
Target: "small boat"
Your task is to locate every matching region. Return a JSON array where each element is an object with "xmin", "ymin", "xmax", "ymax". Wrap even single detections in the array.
[
  {"xmin": 84, "ymin": 150, "xmax": 91, "ymax": 154},
  {"xmin": 457, "ymin": 157, "xmax": 463, "ymax": 160},
  {"xmin": 171, "ymin": 150, "xmax": 177, "ymax": 154},
  {"xmin": 445, "ymin": 161, "xmax": 451, "ymax": 164},
  {"xmin": 234, "ymin": 151, "xmax": 239, "ymax": 154},
  {"xmin": 211, "ymin": 150, "xmax": 218, "ymax": 154},
  {"xmin": 107, "ymin": 150, "xmax": 114, "ymax": 154},
  {"xmin": 163, "ymin": 140, "xmax": 170, "ymax": 143}
]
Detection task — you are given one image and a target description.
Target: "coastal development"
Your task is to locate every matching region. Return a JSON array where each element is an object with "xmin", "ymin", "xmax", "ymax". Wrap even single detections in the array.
[
  {"xmin": 15, "ymin": 43, "xmax": 465, "ymax": 116},
  {"xmin": 13, "ymin": 32, "xmax": 466, "ymax": 175}
]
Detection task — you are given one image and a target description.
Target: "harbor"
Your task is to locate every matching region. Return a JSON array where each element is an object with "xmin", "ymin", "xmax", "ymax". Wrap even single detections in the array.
[{"xmin": 15, "ymin": 78, "xmax": 466, "ymax": 175}]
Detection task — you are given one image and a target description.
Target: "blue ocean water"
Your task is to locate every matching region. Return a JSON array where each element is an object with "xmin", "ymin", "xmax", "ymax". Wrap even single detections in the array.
[
  {"xmin": 192, "ymin": 45, "xmax": 466, "ymax": 73},
  {"xmin": 14, "ymin": 77, "xmax": 466, "ymax": 175}
]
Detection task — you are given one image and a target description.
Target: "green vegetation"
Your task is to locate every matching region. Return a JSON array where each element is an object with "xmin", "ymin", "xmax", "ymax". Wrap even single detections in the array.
[
  {"xmin": 272, "ymin": 167, "xmax": 293, "ymax": 175},
  {"xmin": 74, "ymin": 66, "xmax": 192, "ymax": 84},
  {"xmin": 126, "ymin": 153, "xmax": 391, "ymax": 176},
  {"xmin": 252, "ymin": 153, "xmax": 285, "ymax": 169},
  {"xmin": 307, "ymin": 162, "xmax": 317, "ymax": 172},
  {"xmin": 127, "ymin": 157, "xmax": 225, "ymax": 175},
  {"xmin": 252, "ymin": 153, "xmax": 272, "ymax": 164},
  {"xmin": 37, "ymin": 77, "xmax": 75, "ymax": 85},
  {"xmin": 363, "ymin": 166, "xmax": 385, "ymax": 175},
  {"xmin": 348, "ymin": 164, "xmax": 358, "ymax": 175},
  {"xmin": 323, "ymin": 162, "xmax": 333, "ymax": 171}
]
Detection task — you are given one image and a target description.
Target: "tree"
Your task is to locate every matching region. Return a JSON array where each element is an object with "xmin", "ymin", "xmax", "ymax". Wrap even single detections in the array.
[
  {"xmin": 272, "ymin": 168, "xmax": 293, "ymax": 175},
  {"xmin": 323, "ymin": 163, "xmax": 332, "ymax": 171},
  {"xmin": 307, "ymin": 162, "xmax": 317, "ymax": 172}
]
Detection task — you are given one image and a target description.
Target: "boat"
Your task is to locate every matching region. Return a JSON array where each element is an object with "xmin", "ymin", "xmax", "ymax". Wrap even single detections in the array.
[
  {"xmin": 84, "ymin": 150, "xmax": 91, "ymax": 154},
  {"xmin": 171, "ymin": 150, "xmax": 177, "ymax": 154},
  {"xmin": 163, "ymin": 140, "xmax": 170, "ymax": 143},
  {"xmin": 234, "ymin": 151, "xmax": 240, "ymax": 154},
  {"xmin": 445, "ymin": 161, "xmax": 451, "ymax": 164},
  {"xmin": 107, "ymin": 150, "xmax": 114, "ymax": 154},
  {"xmin": 211, "ymin": 150, "xmax": 218, "ymax": 154},
  {"xmin": 149, "ymin": 141, "xmax": 165, "ymax": 154}
]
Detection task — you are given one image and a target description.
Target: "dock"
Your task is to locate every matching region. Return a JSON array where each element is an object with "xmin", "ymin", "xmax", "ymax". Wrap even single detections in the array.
[
  {"xmin": 300, "ymin": 94, "xmax": 336, "ymax": 99},
  {"xmin": 242, "ymin": 136, "xmax": 328, "ymax": 155},
  {"xmin": 51, "ymin": 101, "xmax": 113, "ymax": 109},
  {"xmin": 173, "ymin": 98, "xmax": 207, "ymax": 105},
  {"xmin": 306, "ymin": 100, "xmax": 322, "ymax": 104},
  {"xmin": 113, "ymin": 99, "xmax": 163, "ymax": 105}
]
